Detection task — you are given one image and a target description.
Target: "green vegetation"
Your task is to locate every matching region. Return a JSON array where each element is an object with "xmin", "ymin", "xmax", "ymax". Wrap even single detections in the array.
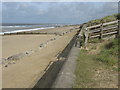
[
  {"xmin": 74, "ymin": 50, "xmax": 97, "ymax": 88},
  {"xmin": 74, "ymin": 37, "xmax": 119, "ymax": 88},
  {"xmin": 87, "ymin": 13, "xmax": 119, "ymax": 26},
  {"xmin": 74, "ymin": 13, "xmax": 119, "ymax": 88},
  {"xmin": 88, "ymin": 38, "xmax": 100, "ymax": 43},
  {"xmin": 96, "ymin": 38, "xmax": 119, "ymax": 66}
]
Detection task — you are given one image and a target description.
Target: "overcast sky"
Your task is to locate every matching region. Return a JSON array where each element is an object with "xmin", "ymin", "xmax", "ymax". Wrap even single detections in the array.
[{"xmin": 2, "ymin": 2, "xmax": 118, "ymax": 24}]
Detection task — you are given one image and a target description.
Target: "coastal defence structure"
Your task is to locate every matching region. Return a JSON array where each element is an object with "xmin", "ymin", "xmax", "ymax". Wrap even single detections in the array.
[
  {"xmin": 33, "ymin": 32, "xmax": 78, "ymax": 88},
  {"xmin": 33, "ymin": 20, "xmax": 119, "ymax": 88}
]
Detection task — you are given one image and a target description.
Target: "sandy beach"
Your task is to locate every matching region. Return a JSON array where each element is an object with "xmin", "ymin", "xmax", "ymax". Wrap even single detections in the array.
[
  {"xmin": 2, "ymin": 35, "xmax": 55, "ymax": 58},
  {"xmin": 2, "ymin": 26, "xmax": 78, "ymax": 88},
  {"xmin": 27, "ymin": 25, "xmax": 79, "ymax": 34}
]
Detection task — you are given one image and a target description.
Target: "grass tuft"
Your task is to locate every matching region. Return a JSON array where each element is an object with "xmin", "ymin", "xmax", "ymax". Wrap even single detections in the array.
[
  {"xmin": 74, "ymin": 49, "xmax": 97, "ymax": 88},
  {"xmin": 88, "ymin": 38, "xmax": 100, "ymax": 43},
  {"xmin": 96, "ymin": 38, "xmax": 119, "ymax": 66}
]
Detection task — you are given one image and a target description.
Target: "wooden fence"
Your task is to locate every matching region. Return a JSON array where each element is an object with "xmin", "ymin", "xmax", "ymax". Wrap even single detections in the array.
[{"xmin": 78, "ymin": 20, "xmax": 119, "ymax": 47}]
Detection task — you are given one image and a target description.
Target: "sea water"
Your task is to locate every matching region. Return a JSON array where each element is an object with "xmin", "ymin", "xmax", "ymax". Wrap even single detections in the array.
[{"xmin": 0, "ymin": 23, "xmax": 65, "ymax": 35}]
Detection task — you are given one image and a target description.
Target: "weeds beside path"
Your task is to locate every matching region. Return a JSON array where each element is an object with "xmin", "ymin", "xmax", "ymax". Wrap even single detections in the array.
[{"xmin": 74, "ymin": 38, "xmax": 118, "ymax": 88}]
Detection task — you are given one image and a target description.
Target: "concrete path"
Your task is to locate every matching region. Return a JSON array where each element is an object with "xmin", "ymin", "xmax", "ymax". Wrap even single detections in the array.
[{"xmin": 52, "ymin": 47, "xmax": 80, "ymax": 88}]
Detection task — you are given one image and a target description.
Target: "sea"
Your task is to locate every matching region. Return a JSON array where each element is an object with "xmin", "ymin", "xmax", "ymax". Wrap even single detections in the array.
[{"xmin": 0, "ymin": 23, "xmax": 67, "ymax": 35}]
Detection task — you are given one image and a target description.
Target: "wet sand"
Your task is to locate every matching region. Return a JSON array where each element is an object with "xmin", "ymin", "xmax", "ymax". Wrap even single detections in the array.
[{"xmin": 2, "ymin": 26, "xmax": 78, "ymax": 88}]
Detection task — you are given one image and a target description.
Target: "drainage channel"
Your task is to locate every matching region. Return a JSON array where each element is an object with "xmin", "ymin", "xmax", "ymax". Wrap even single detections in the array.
[{"xmin": 33, "ymin": 33, "xmax": 78, "ymax": 88}]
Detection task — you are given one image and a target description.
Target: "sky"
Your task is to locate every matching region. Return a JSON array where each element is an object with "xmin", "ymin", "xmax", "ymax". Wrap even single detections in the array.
[{"xmin": 1, "ymin": 2, "xmax": 118, "ymax": 24}]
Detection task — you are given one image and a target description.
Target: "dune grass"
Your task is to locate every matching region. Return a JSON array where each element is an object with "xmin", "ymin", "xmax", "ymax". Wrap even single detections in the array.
[{"xmin": 87, "ymin": 13, "xmax": 119, "ymax": 26}]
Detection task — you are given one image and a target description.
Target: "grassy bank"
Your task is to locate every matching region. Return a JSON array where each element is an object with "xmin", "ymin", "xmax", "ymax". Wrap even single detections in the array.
[
  {"xmin": 87, "ymin": 13, "xmax": 119, "ymax": 26},
  {"xmin": 96, "ymin": 38, "xmax": 119, "ymax": 67},
  {"xmin": 74, "ymin": 37, "xmax": 119, "ymax": 88},
  {"xmin": 74, "ymin": 49, "xmax": 99, "ymax": 88}
]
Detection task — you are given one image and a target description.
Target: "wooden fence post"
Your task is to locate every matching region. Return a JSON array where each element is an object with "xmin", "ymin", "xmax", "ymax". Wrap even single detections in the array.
[
  {"xmin": 84, "ymin": 28, "xmax": 89, "ymax": 48},
  {"xmin": 100, "ymin": 23, "xmax": 103, "ymax": 39},
  {"xmin": 118, "ymin": 2, "xmax": 120, "ymax": 36},
  {"xmin": 118, "ymin": 20, "xmax": 120, "ymax": 36},
  {"xmin": 116, "ymin": 20, "xmax": 120, "ymax": 38}
]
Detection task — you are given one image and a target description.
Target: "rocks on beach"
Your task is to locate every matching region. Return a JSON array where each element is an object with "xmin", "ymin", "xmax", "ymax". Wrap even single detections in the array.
[
  {"xmin": 0, "ymin": 58, "xmax": 7, "ymax": 65},
  {"xmin": 3, "ymin": 37, "xmax": 59, "ymax": 67},
  {"xmin": 1, "ymin": 58, "xmax": 16, "ymax": 67},
  {"xmin": 39, "ymin": 37, "xmax": 57, "ymax": 48},
  {"xmin": 7, "ymin": 53, "xmax": 27, "ymax": 61},
  {"xmin": 40, "ymin": 43, "xmax": 45, "ymax": 48},
  {"xmin": 2, "ymin": 50, "xmax": 34, "ymax": 67},
  {"xmin": 2, "ymin": 28, "xmax": 75, "ymax": 67}
]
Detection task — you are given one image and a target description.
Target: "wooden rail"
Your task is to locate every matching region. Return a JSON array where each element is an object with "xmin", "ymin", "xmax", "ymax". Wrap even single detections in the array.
[
  {"xmin": 78, "ymin": 20, "xmax": 119, "ymax": 47},
  {"xmin": 88, "ymin": 20, "xmax": 118, "ymax": 39}
]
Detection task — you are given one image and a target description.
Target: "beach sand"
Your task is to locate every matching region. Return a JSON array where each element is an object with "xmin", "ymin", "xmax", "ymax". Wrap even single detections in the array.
[
  {"xmin": 28, "ymin": 25, "xmax": 79, "ymax": 33},
  {"xmin": 2, "ymin": 35, "xmax": 55, "ymax": 58},
  {"xmin": 2, "ymin": 26, "xmax": 78, "ymax": 88}
]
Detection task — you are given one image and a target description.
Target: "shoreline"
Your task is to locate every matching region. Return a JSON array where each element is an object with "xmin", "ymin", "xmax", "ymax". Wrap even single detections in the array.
[{"xmin": 0, "ymin": 27, "xmax": 55, "ymax": 35}]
